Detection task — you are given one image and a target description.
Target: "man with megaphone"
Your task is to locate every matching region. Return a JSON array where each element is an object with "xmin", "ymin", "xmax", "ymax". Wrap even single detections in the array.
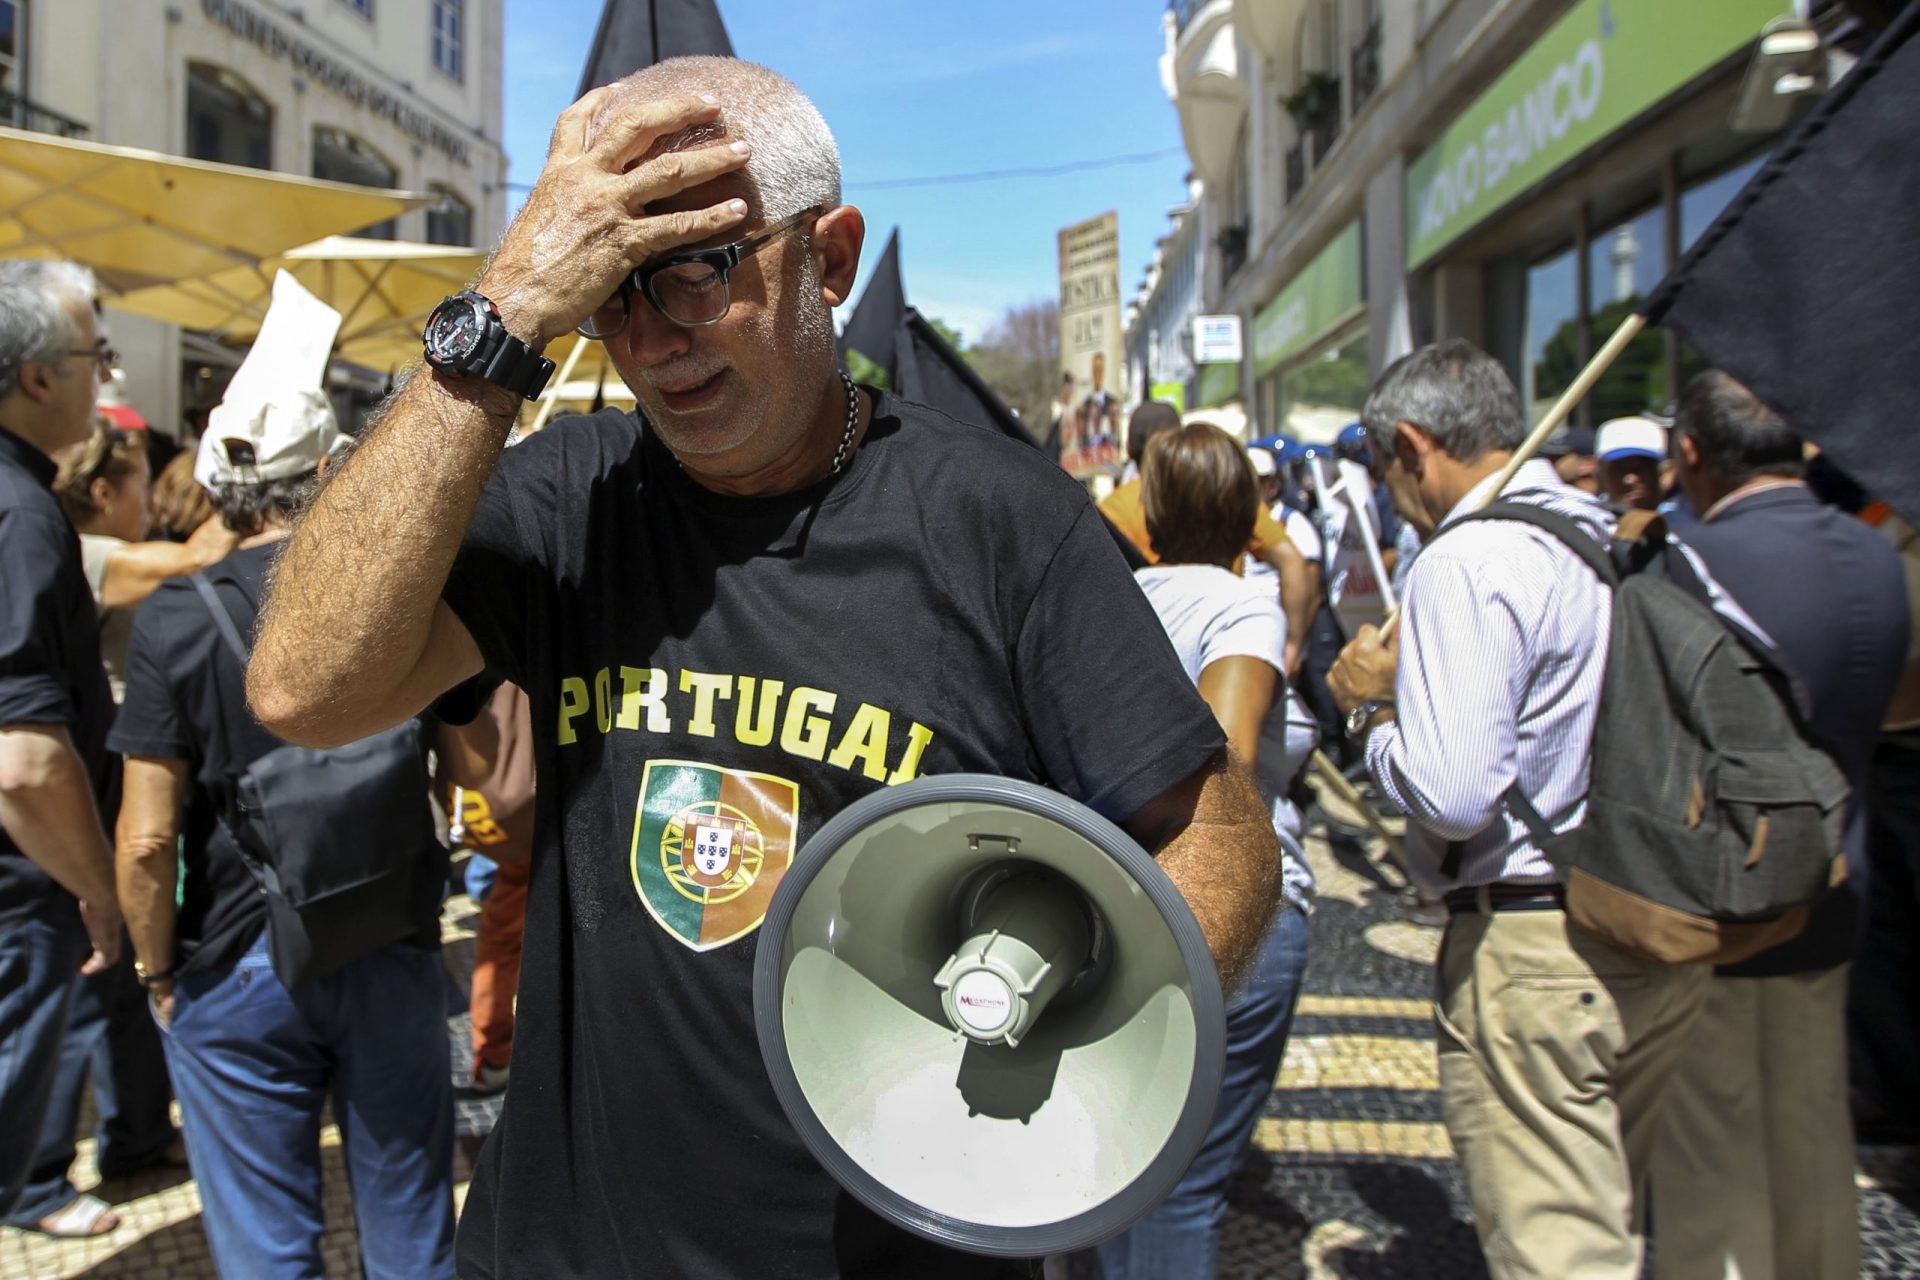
[{"xmin": 249, "ymin": 56, "xmax": 1284, "ymax": 1280}]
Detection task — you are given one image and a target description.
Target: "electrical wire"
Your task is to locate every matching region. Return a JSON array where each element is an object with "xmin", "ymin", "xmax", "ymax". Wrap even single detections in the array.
[{"xmin": 502, "ymin": 145, "xmax": 1186, "ymax": 193}]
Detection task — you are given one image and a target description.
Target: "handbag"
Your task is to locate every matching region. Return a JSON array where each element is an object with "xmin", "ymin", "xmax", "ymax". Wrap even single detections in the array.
[{"xmin": 189, "ymin": 574, "xmax": 447, "ymax": 986}]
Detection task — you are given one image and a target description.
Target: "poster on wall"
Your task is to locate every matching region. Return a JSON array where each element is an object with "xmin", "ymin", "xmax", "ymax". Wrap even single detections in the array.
[{"xmin": 1057, "ymin": 211, "xmax": 1124, "ymax": 478}]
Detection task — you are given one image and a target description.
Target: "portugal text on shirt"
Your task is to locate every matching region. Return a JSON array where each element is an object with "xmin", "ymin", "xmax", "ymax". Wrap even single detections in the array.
[{"xmin": 556, "ymin": 664, "xmax": 936, "ymax": 785}]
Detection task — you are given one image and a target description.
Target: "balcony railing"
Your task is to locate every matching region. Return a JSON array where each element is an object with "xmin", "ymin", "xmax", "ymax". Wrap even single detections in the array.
[
  {"xmin": 0, "ymin": 91, "xmax": 90, "ymax": 139},
  {"xmin": 1351, "ymin": 19, "xmax": 1382, "ymax": 113}
]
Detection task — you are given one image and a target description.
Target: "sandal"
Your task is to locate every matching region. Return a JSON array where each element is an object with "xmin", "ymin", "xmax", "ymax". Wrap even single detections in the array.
[{"xmin": 34, "ymin": 1194, "xmax": 120, "ymax": 1238}]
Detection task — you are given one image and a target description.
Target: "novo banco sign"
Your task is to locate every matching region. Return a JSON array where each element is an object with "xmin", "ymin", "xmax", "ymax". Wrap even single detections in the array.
[{"xmin": 1404, "ymin": 0, "xmax": 1783, "ymax": 270}]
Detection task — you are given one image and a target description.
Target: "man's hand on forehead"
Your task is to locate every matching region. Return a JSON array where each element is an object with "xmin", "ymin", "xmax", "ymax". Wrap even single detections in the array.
[{"xmin": 475, "ymin": 89, "xmax": 752, "ymax": 348}]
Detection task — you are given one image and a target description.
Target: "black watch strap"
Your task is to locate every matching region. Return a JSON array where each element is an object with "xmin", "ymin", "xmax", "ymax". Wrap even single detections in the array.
[{"xmin": 477, "ymin": 329, "xmax": 555, "ymax": 400}]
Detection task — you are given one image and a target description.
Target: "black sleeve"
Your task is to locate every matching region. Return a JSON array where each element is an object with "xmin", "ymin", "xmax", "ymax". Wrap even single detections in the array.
[
  {"xmin": 431, "ymin": 670, "xmax": 506, "ymax": 728},
  {"xmin": 108, "ymin": 593, "xmax": 192, "ymax": 760},
  {"xmin": 1014, "ymin": 505, "xmax": 1225, "ymax": 825},
  {"xmin": 0, "ymin": 512, "xmax": 77, "ymax": 726}
]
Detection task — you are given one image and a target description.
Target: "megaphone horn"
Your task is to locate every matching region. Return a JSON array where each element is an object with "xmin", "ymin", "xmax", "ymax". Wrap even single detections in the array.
[{"xmin": 753, "ymin": 774, "xmax": 1226, "ymax": 1258}]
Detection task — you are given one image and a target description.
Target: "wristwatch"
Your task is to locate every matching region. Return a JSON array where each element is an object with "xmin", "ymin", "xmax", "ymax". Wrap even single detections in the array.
[
  {"xmin": 133, "ymin": 959, "xmax": 174, "ymax": 988},
  {"xmin": 1344, "ymin": 699, "xmax": 1395, "ymax": 738},
  {"xmin": 422, "ymin": 291, "xmax": 556, "ymax": 400}
]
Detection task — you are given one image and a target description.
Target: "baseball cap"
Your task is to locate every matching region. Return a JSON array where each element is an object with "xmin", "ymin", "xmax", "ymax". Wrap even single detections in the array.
[
  {"xmin": 1594, "ymin": 416, "xmax": 1667, "ymax": 462},
  {"xmin": 1540, "ymin": 425, "xmax": 1596, "ymax": 458}
]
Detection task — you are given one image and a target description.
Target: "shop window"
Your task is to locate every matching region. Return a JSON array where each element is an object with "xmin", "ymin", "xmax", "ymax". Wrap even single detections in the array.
[
  {"xmin": 432, "ymin": 0, "xmax": 464, "ymax": 82},
  {"xmin": 1582, "ymin": 205, "xmax": 1669, "ymax": 418},
  {"xmin": 312, "ymin": 127, "xmax": 398, "ymax": 239},
  {"xmin": 426, "ymin": 185, "xmax": 474, "ymax": 247},
  {"xmin": 1277, "ymin": 330, "xmax": 1369, "ymax": 440},
  {"xmin": 1524, "ymin": 247, "xmax": 1578, "ymax": 420},
  {"xmin": 186, "ymin": 62, "xmax": 272, "ymax": 171},
  {"xmin": 1680, "ymin": 154, "xmax": 1766, "ymax": 252}
]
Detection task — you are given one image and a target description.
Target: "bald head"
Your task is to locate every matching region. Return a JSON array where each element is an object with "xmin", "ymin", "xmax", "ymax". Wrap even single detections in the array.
[{"xmin": 590, "ymin": 57, "xmax": 840, "ymax": 221}]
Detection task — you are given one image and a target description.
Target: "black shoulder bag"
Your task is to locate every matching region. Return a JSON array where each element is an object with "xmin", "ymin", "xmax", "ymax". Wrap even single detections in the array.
[{"xmin": 189, "ymin": 574, "xmax": 447, "ymax": 987}]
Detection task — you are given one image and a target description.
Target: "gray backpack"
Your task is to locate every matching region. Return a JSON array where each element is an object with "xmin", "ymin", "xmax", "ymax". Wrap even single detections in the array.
[{"xmin": 1440, "ymin": 502, "xmax": 1848, "ymax": 966}]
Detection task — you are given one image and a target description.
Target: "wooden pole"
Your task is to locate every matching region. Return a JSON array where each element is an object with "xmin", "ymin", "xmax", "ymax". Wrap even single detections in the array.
[
  {"xmin": 1378, "ymin": 310, "xmax": 1646, "ymax": 641},
  {"xmin": 527, "ymin": 337, "xmax": 590, "ymax": 434},
  {"xmin": 1309, "ymin": 748, "xmax": 1407, "ymax": 871}
]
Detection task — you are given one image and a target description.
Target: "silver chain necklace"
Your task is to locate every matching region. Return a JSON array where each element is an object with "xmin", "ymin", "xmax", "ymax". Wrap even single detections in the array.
[{"xmin": 828, "ymin": 370, "xmax": 859, "ymax": 477}]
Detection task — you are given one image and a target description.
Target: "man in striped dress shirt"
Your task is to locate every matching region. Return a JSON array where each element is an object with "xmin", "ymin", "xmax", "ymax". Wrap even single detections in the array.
[{"xmin": 1328, "ymin": 341, "xmax": 1708, "ymax": 1280}]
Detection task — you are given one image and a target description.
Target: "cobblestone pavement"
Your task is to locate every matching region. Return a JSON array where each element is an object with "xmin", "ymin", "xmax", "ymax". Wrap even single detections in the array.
[{"xmin": 5, "ymin": 791, "xmax": 1919, "ymax": 1278}]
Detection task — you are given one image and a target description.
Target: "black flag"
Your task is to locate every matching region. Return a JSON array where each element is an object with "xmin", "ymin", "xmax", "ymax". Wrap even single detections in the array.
[
  {"xmin": 577, "ymin": 0, "xmax": 735, "ymax": 96},
  {"xmin": 1639, "ymin": 2, "xmax": 1920, "ymax": 522},
  {"xmin": 896, "ymin": 308, "xmax": 1038, "ymax": 449},
  {"xmin": 838, "ymin": 229, "xmax": 905, "ymax": 378}
]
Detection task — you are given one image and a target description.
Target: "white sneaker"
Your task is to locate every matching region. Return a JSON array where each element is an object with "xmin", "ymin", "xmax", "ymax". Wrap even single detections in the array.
[{"xmin": 471, "ymin": 1063, "xmax": 510, "ymax": 1095}]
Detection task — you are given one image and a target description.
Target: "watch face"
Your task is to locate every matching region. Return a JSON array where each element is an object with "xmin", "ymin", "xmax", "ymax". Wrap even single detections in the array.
[{"xmin": 425, "ymin": 296, "xmax": 487, "ymax": 365}]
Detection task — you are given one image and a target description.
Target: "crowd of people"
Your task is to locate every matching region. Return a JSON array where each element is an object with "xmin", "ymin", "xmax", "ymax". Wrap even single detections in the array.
[{"xmin": 0, "ymin": 50, "xmax": 1914, "ymax": 1280}]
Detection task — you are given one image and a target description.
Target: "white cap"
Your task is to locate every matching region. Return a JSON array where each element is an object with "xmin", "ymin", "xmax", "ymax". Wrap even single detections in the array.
[
  {"xmin": 195, "ymin": 270, "xmax": 344, "ymax": 487},
  {"xmin": 1248, "ymin": 447, "xmax": 1277, "ymax": 478},
  {"xmin": 1594, "ymin": 416, "xmax": 1667, "ymax": 462}
]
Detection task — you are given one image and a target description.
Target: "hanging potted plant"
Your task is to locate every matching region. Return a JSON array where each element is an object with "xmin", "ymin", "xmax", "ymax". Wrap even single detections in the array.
[{"xmin": 1284, "ymin": 71, "xmax": 1341, "ymax": 133}]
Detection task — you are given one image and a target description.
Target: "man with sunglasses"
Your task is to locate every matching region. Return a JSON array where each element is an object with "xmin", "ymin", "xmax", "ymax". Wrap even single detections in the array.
[
  {"xmin": 0, "ymin": 260, "xmax": 126, "ymax": 1237},
  {"xmin": 253, "ymin": 57, "xmax": 1282, "ymax": 1279}
]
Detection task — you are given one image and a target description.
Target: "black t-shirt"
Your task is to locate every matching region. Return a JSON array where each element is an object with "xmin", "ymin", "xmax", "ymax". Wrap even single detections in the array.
[
  {"xmin": 441, "ymin": 391, "xmax": 1224, "ymax": 1279},
  {"xmin": 0, "ymin": 425, "xmax": 114, "ymax": 934},
  {"xmin": 108, "ymin": 543, "xmax": 279, "ymax": 977}
]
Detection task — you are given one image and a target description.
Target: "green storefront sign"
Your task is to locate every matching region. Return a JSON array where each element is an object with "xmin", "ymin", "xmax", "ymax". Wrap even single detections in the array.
[
  {"xmin": 1406, "ymin": 0, "xmax": 1780, "ymax": 269},
  {"xmin": 1254, "ymin": 221, "xmax": 1364, "ymax": 377},
  {"xmin": 1149, "ymin": 380, "xmax": 1188, "ymax": 414},
  {"xmin": 1196, "ymin": 362, "xmax": 1240, "ymax": 408}
]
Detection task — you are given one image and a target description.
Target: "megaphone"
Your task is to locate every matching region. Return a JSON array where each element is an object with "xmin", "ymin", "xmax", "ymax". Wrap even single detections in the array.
[{"xmin": 753, "ymin": 774, "xmax": 1226, "ymax": 1257}]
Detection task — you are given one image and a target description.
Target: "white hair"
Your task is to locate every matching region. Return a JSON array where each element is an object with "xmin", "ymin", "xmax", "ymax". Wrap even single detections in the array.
[
  {"xmin": 0, "ymin": 260, "xmax": 95, "ymax": 400},
  {"xmin": 594, "ymin": 56, "xmax": 840, "ymax": 221}
]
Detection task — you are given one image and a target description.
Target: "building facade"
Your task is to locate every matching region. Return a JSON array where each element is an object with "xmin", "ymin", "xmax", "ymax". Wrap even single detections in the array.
[
  {"xmin": 1124, "ymin": 177, "xmax": 1208, "ymax": 415},
  {"xmin": 3, "ymin": 0, "xmax": 507, "ymax": 433},
  {"xmin": 1150, "ymin": 0, "xmax": 1841, "ymax": 443}
]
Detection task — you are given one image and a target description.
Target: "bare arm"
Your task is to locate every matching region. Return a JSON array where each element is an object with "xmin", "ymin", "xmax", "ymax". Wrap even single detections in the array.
[
  {"xmin": 1124, "ymin": 747, "xmax": 1282, "ymax": 987},
  {"xmin": 116, "ymin": 756, "xmax": 186, "ymax": 991},
  {"xmin": 0, "ymin": 724, "xmax": 121, "ymax": 971},
  {"xmin": 97, "ymin": 519, "xmax": 241, "ymax": 611},
  {"xmin": 1195, "ymin": 655, "xmax": 1277, "ymax": 768},
  {"xmin": 250, "ymin": 89, "xmax": 755, "ymax": 748},
  {"xmin": 1258, "ymin": 541, "xmax": 1313, "ymax": 675}
]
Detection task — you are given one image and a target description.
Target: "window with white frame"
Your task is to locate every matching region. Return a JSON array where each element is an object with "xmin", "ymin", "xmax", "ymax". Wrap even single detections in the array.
[{"xmin": 432, "ymin": 0, "xmax": 463, "ymax": 82}]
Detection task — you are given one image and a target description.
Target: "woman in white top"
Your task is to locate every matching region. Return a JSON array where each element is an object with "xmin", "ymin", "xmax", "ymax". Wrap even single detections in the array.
[
  {"xmin": 1098, "ymin": 421, "xmax": 1316, "ymax": 1280},
  {"xmin": 53, "ymin": 424, "xmax": 237, "ymax": 701}
]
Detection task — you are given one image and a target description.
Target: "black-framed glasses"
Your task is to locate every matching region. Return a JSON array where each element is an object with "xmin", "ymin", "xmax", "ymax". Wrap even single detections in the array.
[
  {"xmin": 64, "ymin": 338, "xmax": 119, "ymax": 372},
  {"xmin": 578, "ymin": 205, "xmax": 824, "ymax": 338}
]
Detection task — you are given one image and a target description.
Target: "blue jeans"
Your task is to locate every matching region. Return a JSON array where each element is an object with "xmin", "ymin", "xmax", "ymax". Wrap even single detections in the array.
[
  {"xmin": 7, "ymin": 942, "xmax": 176, "ymax": 1222},
  {"xmin": 159, "ymin": 929, "xmax": 456, "ymax": 1280},
  {"xmin": 1097, "ymin": 905, "xmax": 1310, "ymax": 1280},
  {"xmin": 0, "ymin": 913, "xmax": 86, "ymax": 1222}
]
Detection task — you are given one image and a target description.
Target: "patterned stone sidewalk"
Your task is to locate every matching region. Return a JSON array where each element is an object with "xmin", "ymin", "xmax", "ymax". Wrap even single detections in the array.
[{"xmin": 6, "ymin": 793, "xmax": 1919, "ymax": 1278}]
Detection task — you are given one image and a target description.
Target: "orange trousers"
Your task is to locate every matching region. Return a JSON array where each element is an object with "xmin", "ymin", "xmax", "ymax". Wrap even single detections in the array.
[{"xmin": 470, "ymin": 858, "xmax": 528, "ymax": 1074}]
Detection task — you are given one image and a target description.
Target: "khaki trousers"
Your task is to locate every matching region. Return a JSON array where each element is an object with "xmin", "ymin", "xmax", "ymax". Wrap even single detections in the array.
[
  {"xmin": 1651, "ymin": 965, "xmax": 1859, "ymax": 1280},
  {"xmin": 1435, "ymin": 907, "xmax": 1709, "ymax": 1280}
]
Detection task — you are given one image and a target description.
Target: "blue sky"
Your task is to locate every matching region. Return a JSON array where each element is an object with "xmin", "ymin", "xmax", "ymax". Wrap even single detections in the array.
[{"xmin": 502, "ymin": 0, "xmax": 1192, "ymax": 346}]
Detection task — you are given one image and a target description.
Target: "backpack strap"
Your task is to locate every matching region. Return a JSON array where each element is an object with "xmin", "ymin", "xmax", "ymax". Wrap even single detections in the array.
[
  {"xmin": 189, "ymin": 573, "xmax": 253, "ymax": 665},
  {"xmin": 1439, "ymin": 782, "xmax": 1558, "ymax": 880}
]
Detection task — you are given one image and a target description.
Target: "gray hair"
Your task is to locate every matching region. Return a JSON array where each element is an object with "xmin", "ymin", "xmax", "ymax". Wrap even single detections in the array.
[
  {"xmin": 1361, "ymin": 339, "xmax": 1527, "ymax": 463},
  {"xmin": 0, "ymin": 260, "xmax": 96, "ymax": 400},
  {"xmin": 593, "ymin": 57, "xmax": 840, "ymax": 220}
]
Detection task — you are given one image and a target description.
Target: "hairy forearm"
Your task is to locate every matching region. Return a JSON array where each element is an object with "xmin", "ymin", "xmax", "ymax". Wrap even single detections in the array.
[
  {"xmin": 249, "ymin": 371, "xmax": 514, "ymax": 745},
  {"xmin": 1128, "ymin": 749, "xmax": 1282, "ymax": 988},
  {"xmin": 116, "ymin": 757, "xmax": 187, "ymax": 973},
  {"xmin": 0, "ymin": 726, "xmax": 115, "ymax": 904}
]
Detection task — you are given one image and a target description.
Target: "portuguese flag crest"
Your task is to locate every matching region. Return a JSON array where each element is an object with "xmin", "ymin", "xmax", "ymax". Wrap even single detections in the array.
[{"xmin": 630, "ymin": 759, "xmax": 800, "ymax": 951}]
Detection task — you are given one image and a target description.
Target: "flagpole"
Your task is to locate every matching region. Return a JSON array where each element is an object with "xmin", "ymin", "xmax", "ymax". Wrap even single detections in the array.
[
  {"xmin": 1378, "ymin": 311, "xmax": 1646, "ymax": 641},
  {"xmin": 527, "ymin": 337, "xmax": 591, "ymax": 434}
]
